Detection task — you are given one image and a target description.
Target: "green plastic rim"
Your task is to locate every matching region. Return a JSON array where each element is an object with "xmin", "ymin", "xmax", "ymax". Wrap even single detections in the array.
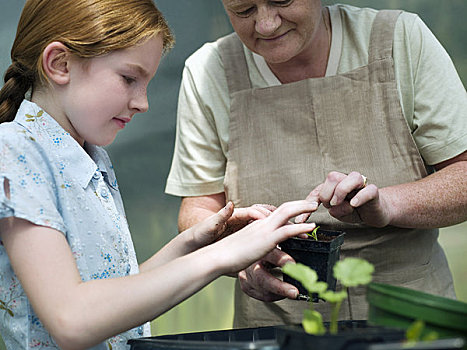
[{"xmin": 367, "ymin": 282, "xmax": 467, "ymax": 333}]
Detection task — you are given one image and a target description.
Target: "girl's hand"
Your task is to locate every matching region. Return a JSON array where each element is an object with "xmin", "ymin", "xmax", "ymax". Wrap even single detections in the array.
[
  {"xmin": 213, "ymin": 200, "xmax": 318, "ymax": 275},
  {"xmin": 185, "ymin": 203, "xmax": 276, "ymax": 250},
  {"xmin": 221, "ymin": 203, "xmax": 277, "ymax": 238}
]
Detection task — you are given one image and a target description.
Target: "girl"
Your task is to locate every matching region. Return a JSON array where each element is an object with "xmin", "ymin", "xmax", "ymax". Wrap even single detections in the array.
[{"xmin": 0, "ymin": 0, "xmax": 318, "ymax": 349}]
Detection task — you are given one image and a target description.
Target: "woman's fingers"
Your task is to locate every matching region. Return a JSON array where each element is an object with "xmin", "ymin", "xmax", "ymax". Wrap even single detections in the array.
[
  {"xmin": 319, "ymin": 171, "xmax": 346, "ymax": 208},
  {"xmin": 349, "ymin": 184, "xmax": 378, "ymax": 207}
]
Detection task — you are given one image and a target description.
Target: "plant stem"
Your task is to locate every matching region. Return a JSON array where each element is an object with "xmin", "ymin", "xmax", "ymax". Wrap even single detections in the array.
[
  {"xmin": 309, "ymin": 294, "xmax": 314, "ymax": 310},
  {"xmin": 347, "ymin": 287, "xmax": 353, "ymax": 320},
  {"xmin": 330, "ymin": 300, "xmax": 342, "ymax": 334}
]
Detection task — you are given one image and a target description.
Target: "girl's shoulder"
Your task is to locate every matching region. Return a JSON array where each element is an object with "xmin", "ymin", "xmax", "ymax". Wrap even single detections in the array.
[
  {"xmin": 0, "ymin": 120, "xmax": 41, "ymax": 157},
  {"xmin": 0, "ymin": 119, "xmax": 54, "ymax": 181}
]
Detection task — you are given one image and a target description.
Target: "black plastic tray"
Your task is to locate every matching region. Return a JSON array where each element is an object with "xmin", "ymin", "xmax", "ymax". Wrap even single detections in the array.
[
  {"xmin": 128, "ymin": 320, "xmax": 464, "ymax": 350},
  {"xmin": 128, "ymin": 321, "xmax": 405, "ymax": 350},
  {"xmin": 128, "ymin": 325, "xmax": 279, "ymax": 350}
]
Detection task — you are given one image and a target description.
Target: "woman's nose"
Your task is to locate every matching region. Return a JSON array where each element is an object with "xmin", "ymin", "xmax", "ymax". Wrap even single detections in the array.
[{"xmin": 255, "ymin": 7, "xmax": 281, "ymax": 36}]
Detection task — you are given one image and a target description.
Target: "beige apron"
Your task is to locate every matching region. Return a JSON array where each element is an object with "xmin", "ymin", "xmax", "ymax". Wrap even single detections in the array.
[{"xmin": 218, "ymin": 10, "xmax": 455, "ymax": 328}]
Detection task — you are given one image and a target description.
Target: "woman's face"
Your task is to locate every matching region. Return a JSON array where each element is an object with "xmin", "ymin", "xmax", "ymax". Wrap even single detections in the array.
[{"xmin": 222, "ymin": 0, "xmax": 323, "ymax": 64}]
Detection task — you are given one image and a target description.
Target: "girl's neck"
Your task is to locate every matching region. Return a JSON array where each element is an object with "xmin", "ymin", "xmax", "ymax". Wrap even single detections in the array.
[{"xmin": 31, "ymin": 89, "xmax": 85, "ymax": 147}]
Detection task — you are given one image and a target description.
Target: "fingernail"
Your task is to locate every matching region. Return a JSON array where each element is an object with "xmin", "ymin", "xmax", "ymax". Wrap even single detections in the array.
[
  {"xmin": 350, "ymin": 197, "xmax": 358, "ymax": 207},
  {"xmin": 288, "ymin": 289, "xmax": 298, "ymax": 299},
  {"xmin": 224, "ymin": 202, "xmax": 233, "ymax": 211},
  {"xmin": 295, "ymin": 214, "xmax": 306, "ymax": 223},
  {"xmin": 310, "ymin": 201, "xmax": 318, "ymax": 209},
  {"xmin": 330, "ymin": 196, "xmax": 337, "ymax": 206}
]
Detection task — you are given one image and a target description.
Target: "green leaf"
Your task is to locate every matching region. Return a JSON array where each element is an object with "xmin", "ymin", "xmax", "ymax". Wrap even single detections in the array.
[
  {"xmin": 333, "ymin": 257, "xmax": 374, "ymax": 287},
  {"xmin": 405, "ymin": 320, "xmax": 439, "ymax": 343},
  {"xmin": 306, "ymin": 226, "xmax": 320, "ymax": 241},
  {"xmin": 422, "ymin": 331, "xmax": 439, "ymax": 342},
  {"xmin": 406, "ymin": 320, "xmax": 424, "ymax": 342},
  {"xmin": 302, "ymin": 309, "xmax": 325, "ymax": 335},
  {"xmin": 320, "ymin": 290, "xmax": 347, "ymax": 303},
  {"xmin": 313, "ymin": 281, "xmax": 328, "ymax": 294},
  {"xmin": 282, "ymin": 263, "xmax": 327, "ymax": 293}
]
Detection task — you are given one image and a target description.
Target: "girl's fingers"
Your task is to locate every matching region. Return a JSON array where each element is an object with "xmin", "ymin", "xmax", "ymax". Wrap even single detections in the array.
[
  {"xmin": 196, "ymin": 201, "xmax": 234, "ymax": 238},
  {"xmin": 270, "ymin": 200, "xmax": 319, "ymax": 226},
  {"xmin": 222, "ymin": 201, "xmax": 234, "ymax": 217},
  {"xmin": 207, "ymin": 201, "xmax": 234, "ymax": 229},
  {"xmin": 273, "ymin": 223, "xmax": 317, "ymax": 241},
  {"xmin": 295, "ymin": 184, "xmax": 323, "ymax": 223},
  {"xmin": 251, "ymin": 204, "xmax": 276, "ymax": 217}
]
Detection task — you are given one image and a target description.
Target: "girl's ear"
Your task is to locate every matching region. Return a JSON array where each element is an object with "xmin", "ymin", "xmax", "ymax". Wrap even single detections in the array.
[{"xmin": 42, "ymin": 42, "xmax": 71, "ymax": 85}]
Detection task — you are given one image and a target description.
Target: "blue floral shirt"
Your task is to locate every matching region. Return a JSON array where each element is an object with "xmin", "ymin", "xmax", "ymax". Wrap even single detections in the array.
[{"xmin": 0, "ymin": 100, "xmax": 150, "ymax": 349}]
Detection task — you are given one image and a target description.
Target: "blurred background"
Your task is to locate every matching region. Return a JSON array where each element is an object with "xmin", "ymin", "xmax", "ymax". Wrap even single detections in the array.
[{"xmin": 0, "ymin": 0, "xmax": 465, "ymax": 346}]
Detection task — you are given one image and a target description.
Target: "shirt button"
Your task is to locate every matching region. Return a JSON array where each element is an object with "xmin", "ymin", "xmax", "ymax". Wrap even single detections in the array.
[
  {"xmin": 137, "ymin": 326, "xmax": 144, "ymax": 336},
  {"xmin": 100, "ymin": 188, "xmax": 109, "ymax": 198},
  {"xmin": 126, "ymin": 264, "xmax": 131, "ymax": 275},
  {"xmin": 93, "ymin": 171, "xmax": 101, "ymax": 180}
]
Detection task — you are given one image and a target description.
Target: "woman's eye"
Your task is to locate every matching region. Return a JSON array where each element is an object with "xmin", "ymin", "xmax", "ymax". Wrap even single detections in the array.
[
  {"xmin": 236, "ymin": 6, "xmax": 255, "ymax": 17},
  {"xmin": 271, "ymin": 0, "xmax": 292, "ymax": 6}
]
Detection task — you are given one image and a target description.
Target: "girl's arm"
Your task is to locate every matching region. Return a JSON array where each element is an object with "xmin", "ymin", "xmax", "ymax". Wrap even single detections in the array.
[
  {"xmin": 140, "ymin": 201, "xmax": 277, "ymax": 272},
  {"xmin": 139, "ymin": 202, "xmax": 234, "ymax": 272},
  {"xmin": 0, "ymin": 199, "xmax": 317, "ymax": 350}
]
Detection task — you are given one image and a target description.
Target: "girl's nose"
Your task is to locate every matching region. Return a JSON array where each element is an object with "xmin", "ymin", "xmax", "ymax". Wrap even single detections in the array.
[
  {"xmin": 130, "ymin": 90, "xmax": 149, "ymax": 113},
  {"xmin": 255, "ymin": 6, "xmax": 281, "ymax": 36}
]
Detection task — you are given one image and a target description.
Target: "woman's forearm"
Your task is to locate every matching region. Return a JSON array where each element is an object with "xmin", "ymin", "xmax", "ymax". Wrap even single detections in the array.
[{"xmin": 383, "ymin": 158, "xmax": 467, "ymax": 228}]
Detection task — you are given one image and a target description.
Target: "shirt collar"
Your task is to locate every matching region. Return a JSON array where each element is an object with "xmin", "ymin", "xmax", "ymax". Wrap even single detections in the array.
[{"xmin": 15, "ymin": 100, "xmax": 117, "ymax": 190}]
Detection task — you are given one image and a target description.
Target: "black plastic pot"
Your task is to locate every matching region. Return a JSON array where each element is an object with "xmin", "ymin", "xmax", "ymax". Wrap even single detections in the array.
[{"xmin": 279, "ymin": 228, "xmax": 345, "ymax": 300}]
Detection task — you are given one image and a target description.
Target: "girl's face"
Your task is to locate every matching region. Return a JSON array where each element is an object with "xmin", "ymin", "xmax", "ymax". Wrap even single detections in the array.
[
  {"xmin": 60, "ymin": 35, "xmax": 163, "ymax": 146},
  {"xmin": 222, "ymin": 0, "xmax": 322, "ymax": 65}
]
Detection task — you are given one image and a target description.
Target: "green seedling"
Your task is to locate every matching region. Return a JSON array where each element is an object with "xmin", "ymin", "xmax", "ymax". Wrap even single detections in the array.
[
  {"xmin": 333, "ymin": 257, "xmax": 374, "ymax": 320},
  {"xmin": 306, "ymin": 226, "xmax": 320, "ymax": 241},
  {"xmin": 405, "ymin": 320, "xmax": 438, "ymax": 347},
  {"xmin": 282, "ymin": 257, "xmax": 374, "ymax": 335},
  {"xmin": 282, "ymin": 263, "xmax": 327, "ymax": 334}
]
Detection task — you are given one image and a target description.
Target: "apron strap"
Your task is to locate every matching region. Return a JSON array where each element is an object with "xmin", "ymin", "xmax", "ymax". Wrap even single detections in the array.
[
  {"xmin": 217, "ymin": 32, "xmax": 252, "ymax": 95},
  {"xmin": 368, "ymin": 10, "xmax": 403, "ymax": 62}
]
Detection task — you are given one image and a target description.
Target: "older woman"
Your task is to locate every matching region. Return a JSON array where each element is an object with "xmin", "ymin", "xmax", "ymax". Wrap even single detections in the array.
[{"xmin": 166, "ymin": 0, "xmax": 467, "ymax": 327}]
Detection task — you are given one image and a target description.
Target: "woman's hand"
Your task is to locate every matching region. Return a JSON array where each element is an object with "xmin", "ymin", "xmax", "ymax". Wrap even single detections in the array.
[
  {"xmin": 297, "ymin": 171, "xmax": 391, "ymax": 227},
  {"xmin": 238, "ymin": 248, "xmax": 299, "ymax": 302}
]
